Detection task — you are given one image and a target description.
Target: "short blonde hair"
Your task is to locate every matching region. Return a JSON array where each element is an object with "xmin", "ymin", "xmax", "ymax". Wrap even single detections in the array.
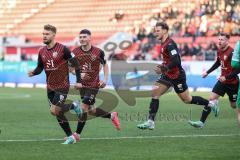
[{"xmin": 44, "ymin": 24, "xmax": 57, "ymax": 33}]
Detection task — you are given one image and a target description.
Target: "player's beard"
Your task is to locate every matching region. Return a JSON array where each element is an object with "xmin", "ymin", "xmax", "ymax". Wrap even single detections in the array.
[
  {"xmin": 81, "ymin": 41, "xmax": 91, "ymax": 50},
  {"xmin": 157, "ymin": 35, "xmax": 163, "ymax": 41},
  {"xmin": 43, "ymin": 39, "xmax": 51, "ymax": 45},
  {"xmin": 80, "ymin": 40, "xmax": 88, "ymax": 46},
  {"xmin": 219, "ymin": 43, "xmax": 227, "ymax": 50},
  {"xmin": 81, "ymin": 43, "xmax": 87, "ymax": 47}
]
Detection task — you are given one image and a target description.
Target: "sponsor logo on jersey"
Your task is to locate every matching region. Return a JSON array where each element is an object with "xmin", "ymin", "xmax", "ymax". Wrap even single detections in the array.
[{"xmin": 91, "ymin": 55, "xmax": 97, "ymax": 61}]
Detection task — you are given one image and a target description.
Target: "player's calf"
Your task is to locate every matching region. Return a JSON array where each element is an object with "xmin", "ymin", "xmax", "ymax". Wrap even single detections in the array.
[
  {"xmin": 90, "ymin": 107, "xmax": 120, "ymax": 130},
  {"xmin": 190, "ymin": 96, "xmax": 209, "ymax": 106}
]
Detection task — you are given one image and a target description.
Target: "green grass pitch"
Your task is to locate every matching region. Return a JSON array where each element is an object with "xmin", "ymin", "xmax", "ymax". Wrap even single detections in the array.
[{"xmin": 0, "ymin": 88, "xmax": 239, "ymax": 160}]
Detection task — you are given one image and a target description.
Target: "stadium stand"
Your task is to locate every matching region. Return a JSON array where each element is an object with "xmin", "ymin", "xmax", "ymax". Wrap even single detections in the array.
[{"xmin": 0, "ymin": 0, "xmax": 239, "ymax": 61}]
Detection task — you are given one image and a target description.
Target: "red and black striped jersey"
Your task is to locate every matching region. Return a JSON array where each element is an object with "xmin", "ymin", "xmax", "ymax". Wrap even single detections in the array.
[
  {"xmin": 72, "ymin": 45, "xmax": 106, "ymax": 88},
  {"xmin": 160, "ymin": 37, "xmax": 185, "ymax": 79},
  {"xmin": 33, "ymin": 42, "xmax": 72, "ymax": 90},
  {"xmin": 217, "ymin": 46, "xmax": 238, "ymax": 84}
]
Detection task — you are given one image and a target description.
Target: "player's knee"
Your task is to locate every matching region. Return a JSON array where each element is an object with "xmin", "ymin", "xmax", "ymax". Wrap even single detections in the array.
[
  {"xmin": 209, "ymin": 97, "xmax": 216, "ymax": 101},
  {"xmin": 209, "ymin": 93, "xmax": 219, "ymax": 101},
  {"xmin": 152, "ymin": 95, "xmax": 160, "ymax": 99},
  {"xmin": 50, "ymin": 105, "xmax": 61, "ymax": 116},
  {"xmin": 151, "ymin": 86, "xmax": 162, "ymax": 98},
  {"xmin": 50, "ymin": 106, "xmax": 56, "ymax": 116},
  {"xmin": 183, "ymin": 100, "xmax": 191, "ymax": 104},
  {"xmin": 50, "ymin": 109, "xmax": 57, "ymax": 116},
  {"xmin": 81, "ymin": 104, "xmax": 89, "ymax": 112},
  {"xmin": 182, "ymin": 97, "xmax": 192, "ymax": 104},
  {"xmin": 151, "ymin": 92, "xmax": 161, "ymax": 99},
  {"xmin": 179, "ymin": 94, "xmax": 192, "ymax": 104},
  {"xmin": 88, "ymin": 107, "xmax": 96, "ymax": 115}
]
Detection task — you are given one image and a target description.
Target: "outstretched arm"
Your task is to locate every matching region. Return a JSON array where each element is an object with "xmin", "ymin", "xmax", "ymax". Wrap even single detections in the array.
[
  {"xmin": 28, "ymin": 55, "xmax": 43, "ymax": 77},
  {"xmin": 202, "ymin": 58, "xmax": 221, "ymax": 78},
  {"xmin": 99, "ymin": 50, "xmax": 108, "ymax": 88}
]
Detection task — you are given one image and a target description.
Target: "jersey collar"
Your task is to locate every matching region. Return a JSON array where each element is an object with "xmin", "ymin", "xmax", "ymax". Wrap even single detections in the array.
[
  {"xmin": 80, "ymin": 45, "xmax": 93, "ymax": 53},
  {"xmin": 46, "ymin": 42, "xmax": 58, "ymax": 51}
]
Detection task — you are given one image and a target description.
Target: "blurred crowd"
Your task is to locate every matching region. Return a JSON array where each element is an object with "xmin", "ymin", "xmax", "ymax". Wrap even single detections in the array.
[
  {"xmin": 1, "ymin": 0, "xmax": 239, "ymax": 62},
  {"xmin": 126, "ymin": 0, "xmax": 239, "ymax": 61},
  {"xmin": 128, "ymin": 40, "xmax": 218, "ymax": 61}
]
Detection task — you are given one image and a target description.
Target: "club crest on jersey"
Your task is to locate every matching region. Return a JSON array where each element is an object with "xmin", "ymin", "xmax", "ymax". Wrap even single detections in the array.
[
  {"xmin": 223, "ymin": 55, "xmax": 227, "ymax": 60},
  {"xmin": 52, "ymin": 52, "xmax": 58, "ymax": 58},
  {"xmin": 91, "ymin": 55, "xmax": 97, "ymax": 61}
]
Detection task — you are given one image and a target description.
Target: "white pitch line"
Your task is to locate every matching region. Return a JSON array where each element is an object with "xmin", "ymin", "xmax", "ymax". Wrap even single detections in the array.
[
  {"xmin": 0, "ymin": 94, "xmax": 31, "ymax": 99},
  {"xmin": 0, "ymin": 134, "xmax": 239, "ymax": 142}
]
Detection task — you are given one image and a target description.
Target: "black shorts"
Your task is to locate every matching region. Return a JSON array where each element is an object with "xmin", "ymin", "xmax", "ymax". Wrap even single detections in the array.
[
  {"xmin": 47, "ymin": 89, "xmax": 69, "ymax": 107},
  {"xmin": 212, "ymin": 81, "xmax": 238, "ymax": 102},
  {"xmin": 80, "ymin": 88, "xmax": 99, "ymax": 105},
  {"xmin": 156, "ymin": 73, "xmax": 188, "ymax": 94}
]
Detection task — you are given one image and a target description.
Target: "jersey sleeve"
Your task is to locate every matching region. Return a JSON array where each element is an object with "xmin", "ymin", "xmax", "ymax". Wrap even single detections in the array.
[
  {"xmin": 63, "ymin": 46, "xmax": 72, "ymax": 60},
  {"xmin": 99, "ymin": 50, "xmax": 106, "ymax": 65},
  {"xmin": 206, "ymin": 58, "xmax": 221, "ymax": 74},
  {"xmin": 166, "ymin": 42, "xmax": 179, "ymax": 57},
  {"xmin": 166, "ymin": 42, "xmax": 181, "ymax": 69},
  {"xmin": 69, "ymin": 49, "xmax": 81, "ymax": 82},
  {"xmin": 66, "ymin": 48, "xmax": 79, "ymax": 68},
  {"xmin": 33, "ymin": 54, "xmax": 44, "ymax": 75}
]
